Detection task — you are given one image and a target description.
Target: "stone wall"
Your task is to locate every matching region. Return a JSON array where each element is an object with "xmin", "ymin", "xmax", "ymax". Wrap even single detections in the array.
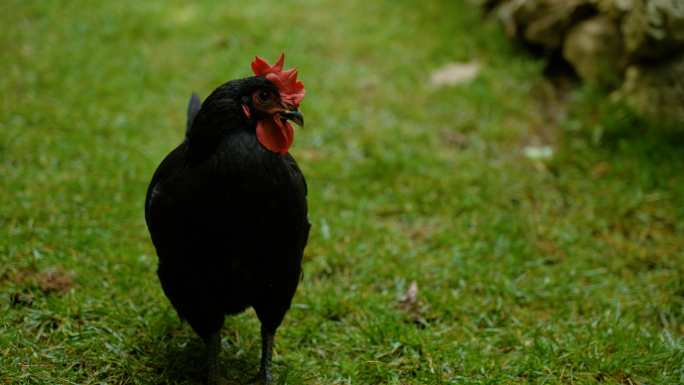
[{"xmin": 480, "ymin": 0, "xmax": 684, "ymax": 121}]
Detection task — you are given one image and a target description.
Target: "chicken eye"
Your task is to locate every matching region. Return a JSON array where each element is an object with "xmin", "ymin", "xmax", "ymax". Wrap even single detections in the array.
[{"xmin": 257, "ymin": 91, "xmax": 271, "ymax": 103}]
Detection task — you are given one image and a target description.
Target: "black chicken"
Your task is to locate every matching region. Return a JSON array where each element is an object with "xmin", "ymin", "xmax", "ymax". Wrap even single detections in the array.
[{"xmin": 145, "ymin": 54, "xmax": 310, "ymax": 385}]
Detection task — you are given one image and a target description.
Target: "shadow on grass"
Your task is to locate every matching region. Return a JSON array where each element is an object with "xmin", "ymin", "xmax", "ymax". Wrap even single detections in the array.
[
  {"xmin": 598, "ymin": 108, "xmax": 684, "ymax": 157},
  {"xmin": 131, "ymin": 307, "xmax": 299, "ymax": 384},
  {"xmin": 154, "ymin": 335, "xmax": 204, "ymax": 384},
  {"xmin": 557, "ymin": 99, "xmax": 684, "ymax": 179},
  {"xmin": 154, "ymin": 335, "xmax": 257, "ymax": 385}
]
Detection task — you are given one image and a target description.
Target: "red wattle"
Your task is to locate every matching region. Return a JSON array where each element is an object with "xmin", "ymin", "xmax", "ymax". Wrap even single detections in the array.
[{"xmin": 256, "ymin": 116, "xmax": 294, "ymax": 154}]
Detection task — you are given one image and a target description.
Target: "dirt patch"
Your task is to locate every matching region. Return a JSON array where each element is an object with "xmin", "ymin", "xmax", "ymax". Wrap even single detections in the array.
[{"xmin": 7, "ymin": 267, "xmax": 74, "ymax": 294}]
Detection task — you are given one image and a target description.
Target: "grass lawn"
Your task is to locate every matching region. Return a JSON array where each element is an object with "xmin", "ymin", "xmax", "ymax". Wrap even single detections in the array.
[{"xmin": 1, "ymin": 0, "xmax": 683, "ymax": 383}]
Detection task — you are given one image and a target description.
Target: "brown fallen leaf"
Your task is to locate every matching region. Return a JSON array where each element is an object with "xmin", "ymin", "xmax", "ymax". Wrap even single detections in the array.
[
  {"xmin": 430, "ymin": 61, "xmax": 480, "ymax": 86},
  {"xmin": 592, "ymin": 162, "xmax": 611, "ymax": 177},
  {"xmin": 398, "ymin": 280, "xmax": 419, "ymax": 320},
  {"xmin": 440, "ymin": 131, "xmax": 469, "ymax": 148},
  {"xmin": 13, "ymin": 292, "xmax": 35, "ymax": 306}
]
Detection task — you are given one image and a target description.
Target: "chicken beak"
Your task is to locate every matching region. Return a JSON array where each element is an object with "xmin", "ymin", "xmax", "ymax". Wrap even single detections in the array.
[{"xmin": 279, "ymin": 108, "xmax": 304, "ymax": 128}]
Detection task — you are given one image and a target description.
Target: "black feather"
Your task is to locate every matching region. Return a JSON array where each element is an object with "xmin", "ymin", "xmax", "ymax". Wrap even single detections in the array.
[{"xmin": 186, "ymin": 92, "xmax": 201, "ymax": 140}]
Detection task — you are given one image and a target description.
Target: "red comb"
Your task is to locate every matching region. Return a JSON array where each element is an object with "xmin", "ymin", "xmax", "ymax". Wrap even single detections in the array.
[{"xmin": 251, "ymin": 53, "xmax": 306, "ymax": 108}]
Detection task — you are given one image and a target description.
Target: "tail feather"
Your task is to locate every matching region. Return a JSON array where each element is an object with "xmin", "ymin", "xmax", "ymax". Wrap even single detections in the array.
[{"xmin": 186, "ymin": 92, "xmax": 201, "ymax": 139}]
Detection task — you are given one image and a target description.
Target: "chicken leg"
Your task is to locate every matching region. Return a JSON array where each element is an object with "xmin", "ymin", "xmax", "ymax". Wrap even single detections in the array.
[
  {"xmin": 206, "ymin": 331, "xmax": 238, "ymax": 385},
  {"xmin": 253, "ymin": 325, "xmax": 275, "ymax": 385}
]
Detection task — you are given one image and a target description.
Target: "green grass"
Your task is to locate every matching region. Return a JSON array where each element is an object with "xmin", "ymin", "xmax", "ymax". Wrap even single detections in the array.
[{"xmin": 1, "ymin": 0, "xmax": 683, "ymax": 383}]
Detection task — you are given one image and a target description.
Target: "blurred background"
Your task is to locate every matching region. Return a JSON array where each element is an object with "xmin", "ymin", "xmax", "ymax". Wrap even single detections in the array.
[{"xmin": 1, "ymin": 0, "xmax": 682, "ymax": 383}]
